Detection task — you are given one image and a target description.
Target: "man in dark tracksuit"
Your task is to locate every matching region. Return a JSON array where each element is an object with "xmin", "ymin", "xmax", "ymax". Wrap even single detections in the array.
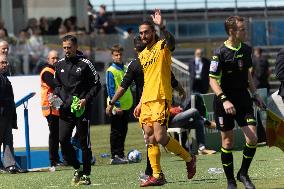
[
  {"xmin": 106, "ymin": 36, "xmax": 185, "ymax": 182},
  {"xmin": 0, "ymin": 54, "xmax": 27, "ymax": 174},
  {"xmin": 54, "ymin": 35, "xmax": 101, "ymax": 185}
]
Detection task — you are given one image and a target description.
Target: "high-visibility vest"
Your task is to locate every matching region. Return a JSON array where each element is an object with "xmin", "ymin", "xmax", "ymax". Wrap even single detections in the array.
[
  {"xmin": 40, "ymin": 67, "xmax": 59, "ymax": 117},
  {"xmin": 106, "ymin": 65, "xmax": 133, "ymax": 110}
]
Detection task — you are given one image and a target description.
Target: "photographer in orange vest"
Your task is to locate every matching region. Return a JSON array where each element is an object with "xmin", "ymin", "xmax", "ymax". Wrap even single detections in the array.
[{"xmin": 40, "ymin": 50, "xmax": 66, "ymax": 169}]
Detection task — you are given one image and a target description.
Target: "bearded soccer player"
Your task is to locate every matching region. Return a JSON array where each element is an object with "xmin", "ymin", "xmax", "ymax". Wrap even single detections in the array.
[
  {"xmin": 209, "ymin": 16, "xmax": 264, "ymax": 189},
  {"xmin": 133, "ymin": 9, "xmax": 196, "ymax": 187}
]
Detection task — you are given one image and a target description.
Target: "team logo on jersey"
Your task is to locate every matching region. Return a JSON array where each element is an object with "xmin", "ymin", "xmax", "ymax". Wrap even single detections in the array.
[
  {"xmin": 61, "ymin": 69, "xmax": 64, "ymax": 72},
  {"xmin": 238, "ymin": 60, "xmax": 243, "ymax": 70},
  {"xmin": 210, "ymin": 61, "xmax": 218, "ymax": 72},
  {"xmin": 76, "ymin": 67, "xmax": 82, "ymax": 72}
]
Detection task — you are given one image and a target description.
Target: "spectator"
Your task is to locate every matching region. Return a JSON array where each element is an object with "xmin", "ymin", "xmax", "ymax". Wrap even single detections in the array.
[
  {"xmin": 48, "ymin": 17, "xmax": 63, "ymax": 35},
  {"xmin": 94, "ymin": 4, "xmax": 109, "ymax": 34},
  {"xmin": 0, "ymin": 40, "xmax": 19, "ymax": 75},
  {"xmin": 0, "ymin": 54, "xmax": 27, "ymax": 174},
  {"xmin": 28, "ymin": 26, "xmax": 48, "ymax": 73},
  {"xmin": 252, "ymin": 47, "xmax": 271, "ymax": 93},
  {"xmin": 106, "ymin": 44, "xmax": 133, "ymax": 164},
  {"xmin": 14, "ymin": 30, "xmax": 30, "ymax": 74},
  {"xmin": 39, "ymin": 16, "xmax": 49, "ymax": 35},
  {"xmin": 188, "ymin": 48, "xmax": 210, "ymax": 94},
  {"xmin": 40, "ymin": 50, "xmax": 68, "ymax": 169},
  {"xmin": 58, "ymin": 24, "xmax": 68, "ymax": 39},
  {"xmin": 26, "ymin": 18, "xmax": 38, "ymax": 37},
  {"xmin": 87, "ymin": 2, "xmax": 97, "ymax": 33},
  {"xmin": 0, "ymin": 28, "xmax": 8, "ymax": 41},
  {"xmin": 63, "ymin": 17, "xmax": 77, "ymax": 35},
  {"xmin": 252, "ymin": 47, "xmax": 269, "ymax": 143},
  {"xmin": 169, "ymin": 95, "xmax": 217, "ymax": 155}
]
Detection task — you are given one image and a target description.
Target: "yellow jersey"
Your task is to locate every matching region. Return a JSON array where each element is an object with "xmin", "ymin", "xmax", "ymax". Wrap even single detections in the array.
[{"xmin": 139, "ymin": 39, "xmax": 172, "ymax": 103}]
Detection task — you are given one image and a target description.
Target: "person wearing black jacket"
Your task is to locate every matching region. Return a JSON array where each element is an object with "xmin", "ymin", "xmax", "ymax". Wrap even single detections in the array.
[
  {"xmin": 0, "ymin": 54, "xmax": 27, "ymax": 174},
  {"xmin": 275, "ymin": 48, "xmax": 284, "ymax": 101},
  {"xmin": 188, "ymin": 48, "xmax": 210, "ymax": 94},
  {"xmin": 53, "ymin": 35, "xmax": 101, "ymax": 185}
]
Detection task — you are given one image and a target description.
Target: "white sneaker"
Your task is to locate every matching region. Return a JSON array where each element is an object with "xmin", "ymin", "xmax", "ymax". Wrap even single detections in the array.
[
  {"xmin": 49, "ymin": 166, "xmax": 56, "ymax": 172},
  {"xmin": 198, "ymin": 146, "xmax": 216, "ymax": 155}
]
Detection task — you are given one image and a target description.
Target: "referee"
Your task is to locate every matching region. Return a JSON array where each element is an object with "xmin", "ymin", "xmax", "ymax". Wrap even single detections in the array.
[
  {"xmin": 209, "ymin": 16, "xmax": 264, "ymax": 189},
  {"xmin": 54, "ymin": 35, "xmax": 101, "ymax": 185}
]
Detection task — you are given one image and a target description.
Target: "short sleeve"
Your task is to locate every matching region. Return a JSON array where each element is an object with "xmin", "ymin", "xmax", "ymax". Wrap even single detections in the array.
[{"xmin": 209, "ymin": 50, "xmax": 222, "ymax": 79}]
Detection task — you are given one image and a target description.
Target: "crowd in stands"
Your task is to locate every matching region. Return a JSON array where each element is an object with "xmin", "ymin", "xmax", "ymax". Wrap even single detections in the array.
[{"xmin": 0, "ymin": 3, "xmax": 120, "ymax": 76}]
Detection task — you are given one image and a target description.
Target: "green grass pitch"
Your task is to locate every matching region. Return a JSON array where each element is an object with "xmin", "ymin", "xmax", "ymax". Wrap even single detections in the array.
[{"xmin": 1, "ymin": 122, "xmax": 284, "ymax": 189}]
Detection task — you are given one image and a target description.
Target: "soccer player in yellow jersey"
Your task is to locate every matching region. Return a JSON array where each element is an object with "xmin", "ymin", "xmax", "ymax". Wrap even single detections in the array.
[{"xmin": 134, "ymin": 9, "xmax": 196, "ymax": 187}]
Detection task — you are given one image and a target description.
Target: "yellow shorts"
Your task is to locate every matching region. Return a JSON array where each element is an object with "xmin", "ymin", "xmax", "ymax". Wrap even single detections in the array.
[{"xmin": 139, "ymin": 99, "xmax": 171, "ymax": 127}]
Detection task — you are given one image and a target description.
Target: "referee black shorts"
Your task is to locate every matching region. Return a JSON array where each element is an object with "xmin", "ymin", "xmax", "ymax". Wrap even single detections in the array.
[{"xmin": 213, "ymin": 89, "xmax": 256, "ymax": 132}]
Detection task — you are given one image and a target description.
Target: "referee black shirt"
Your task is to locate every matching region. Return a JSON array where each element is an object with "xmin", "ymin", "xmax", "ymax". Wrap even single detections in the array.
[{"xmin": 209, "ymin": 42, "xmax": 252, "ymax": 92}]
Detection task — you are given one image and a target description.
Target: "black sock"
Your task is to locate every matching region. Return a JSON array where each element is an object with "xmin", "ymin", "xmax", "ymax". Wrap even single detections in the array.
[
  {"xmin": 221, "ymin": 147, "xmax": 234, "ymax": 180},
  {"xmin": 144, "ymin": 147, "xmax": 153, "ymax": 176},
  {"xmin": 239, "ymin": 143, "xmax": 256, "ymax": 175}
]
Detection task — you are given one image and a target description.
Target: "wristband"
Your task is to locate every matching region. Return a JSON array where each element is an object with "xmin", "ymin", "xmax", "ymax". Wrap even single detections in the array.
[{"xmin": 217, "ymin": 93, "xmax": 228, "ymax": 103}]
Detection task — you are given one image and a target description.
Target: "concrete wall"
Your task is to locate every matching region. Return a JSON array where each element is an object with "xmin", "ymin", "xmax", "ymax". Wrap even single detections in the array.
[{"xmin": 26, "ymin": 0, "xmax": 73, "ymax": 19}]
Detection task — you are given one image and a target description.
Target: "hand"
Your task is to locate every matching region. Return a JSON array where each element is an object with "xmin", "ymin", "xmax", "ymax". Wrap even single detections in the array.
[
  {"xmin": 106, "ymin": 104, "xmax": 114, "ymax": 116},
  {"xmin": 151, "ymin": 9, "xmax": 163, "ymax": 27},
  {"xmin": 133, "ymin": 103, "xmax": 142, "ymax": 118},
  {"xmin": 79, "ymin": 99, "xmax": 86, "ymax": 109},
  {"xmin": 115, "ymin": 108, "xmax": 123, "ymax": 116},
  {"xmin": 223, "ymin": 100, "xmax": 236, "ymax": 115},
  {"xmin": 48, "ymin": 94, "xmax": 57, "ymax": 106}
]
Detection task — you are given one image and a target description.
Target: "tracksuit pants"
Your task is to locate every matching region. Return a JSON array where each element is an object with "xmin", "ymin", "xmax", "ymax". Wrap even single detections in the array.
[{"xmin": 59, "ymin": 111, "xmax": 92, "ymax": 175}]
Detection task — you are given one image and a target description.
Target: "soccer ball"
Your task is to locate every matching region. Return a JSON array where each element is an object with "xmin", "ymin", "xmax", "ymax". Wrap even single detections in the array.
[{"xmin": 127, "ymin": 149, "xmax": 142, "ymax": 163}]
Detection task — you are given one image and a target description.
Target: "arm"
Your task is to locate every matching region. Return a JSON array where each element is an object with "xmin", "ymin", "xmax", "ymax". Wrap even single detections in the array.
[
  {"xmin": 53, "ymin": 65, "xmax": 62, "ymax": 98},
  {"xmin": 42, "ymin": 71, "xmax": 56, "ymax": 90},
  {"xmin": 106, "ymin": 61, "xmax": 138, "ymax": 115},
  {"xmin": 248, "ymin": 70, "xmax": 265, "ymax": 109},
  {"xmin": 171, "ymin": 72, "xmax": 186, "ymax": 101},
  {"xmin": 106, "ymin": 70, "xmax": 120, "ymax": 107},
  {"xmin": 209, "ymin": 52, "xmax": 236, "ymax": 115},
  {"xmin": 80, "ymin": 62, "xmax": 102, "ymax": 108},
  {"xmin": 151, "ymin": 9, "xmax": 175, "ymax": 51},
  {"xmin": 106, "ymin": 86, "xmax": 126, "ymax": 116}
]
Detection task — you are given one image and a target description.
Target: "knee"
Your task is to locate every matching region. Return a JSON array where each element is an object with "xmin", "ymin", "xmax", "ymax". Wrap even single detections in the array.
[
  {"xmin": 155, "ymin": 135, "xmax": 169, "ymax": 146},
  {"xmin": 222, "ymin": 139, "xmax": 234, "ymax": 149},
  {"xmin": 144, "ymin": 134, "xmax": 150, "ymax": 144}
]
